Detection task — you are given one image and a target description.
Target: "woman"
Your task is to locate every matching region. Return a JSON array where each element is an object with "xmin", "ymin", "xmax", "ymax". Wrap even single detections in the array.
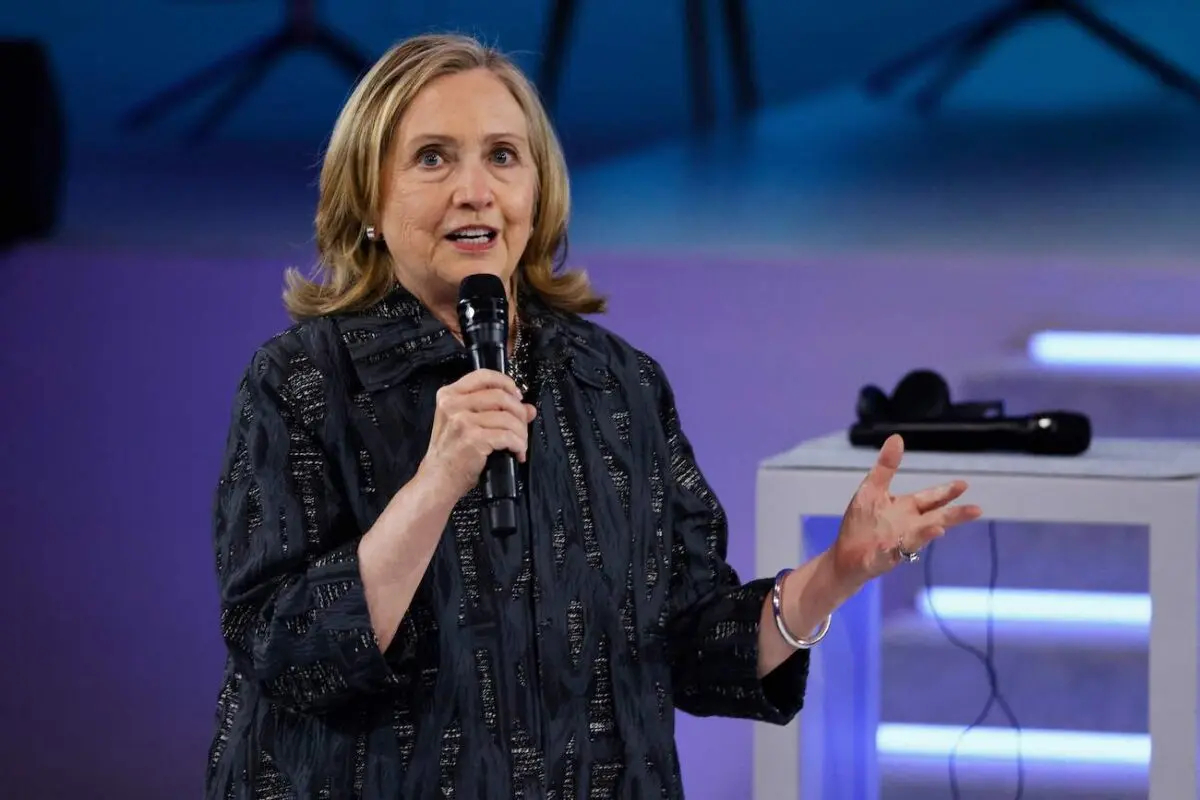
[{"xmin": 206, "ymin": 33, "xmax": 981, "ymax": 799}]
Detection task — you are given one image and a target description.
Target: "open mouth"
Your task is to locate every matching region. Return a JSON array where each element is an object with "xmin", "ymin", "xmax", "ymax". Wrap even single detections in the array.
[{"xmin": 446, "ymin": 226, "xmax": 498, "ymax": 245}]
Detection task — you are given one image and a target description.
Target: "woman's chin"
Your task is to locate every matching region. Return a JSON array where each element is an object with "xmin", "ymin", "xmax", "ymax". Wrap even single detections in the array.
[{"xmin": 438, "ymin": 256, "xmax": 514, "ymax": 287}]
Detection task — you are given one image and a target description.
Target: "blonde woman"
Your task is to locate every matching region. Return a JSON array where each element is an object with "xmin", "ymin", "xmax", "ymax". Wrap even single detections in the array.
[{"xmin": 206, "ymin": 33, "xmax": 981, "ymax": 799}]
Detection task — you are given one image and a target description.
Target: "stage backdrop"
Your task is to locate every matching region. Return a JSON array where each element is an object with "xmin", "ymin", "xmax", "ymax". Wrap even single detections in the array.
[{"xmin": 2, "ymin": 0, "xmax": 996, "ymax": 155}]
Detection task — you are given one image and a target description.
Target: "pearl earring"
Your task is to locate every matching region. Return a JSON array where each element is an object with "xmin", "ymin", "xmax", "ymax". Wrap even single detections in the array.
[{"xmin": 365, "ymin": 225, "xmax": 381, "ymax": 242}]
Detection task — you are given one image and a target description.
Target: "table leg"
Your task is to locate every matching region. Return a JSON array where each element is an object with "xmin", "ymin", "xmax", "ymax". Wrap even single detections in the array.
[{"xmin": 1148, "ymin": 484, "xmax": 1200, "ymax": 799}]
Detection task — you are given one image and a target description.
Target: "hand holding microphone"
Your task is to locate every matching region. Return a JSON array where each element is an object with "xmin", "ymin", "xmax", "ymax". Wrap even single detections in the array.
[
  {"xmin": 418, "ymin": 369, "xmax": 536, "ymax": 503},
  {"xmin": 416, "ymin": 274, "xmax": 529, "ymax": 536}
]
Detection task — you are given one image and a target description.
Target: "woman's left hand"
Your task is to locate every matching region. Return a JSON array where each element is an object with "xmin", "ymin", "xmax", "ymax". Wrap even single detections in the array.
[{"xmin": 830, "ymin": 434, "xmax": 983, "ymax": 585}]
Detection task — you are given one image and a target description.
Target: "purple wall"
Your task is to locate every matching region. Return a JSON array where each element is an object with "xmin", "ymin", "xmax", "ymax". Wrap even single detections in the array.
[{"xmin": 7, "ymin": 239, "xmax": 1200, "ymax": 797}]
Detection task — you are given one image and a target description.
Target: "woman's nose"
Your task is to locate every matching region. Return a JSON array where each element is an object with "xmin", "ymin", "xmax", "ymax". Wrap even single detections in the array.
[{"xmin": 452, "ymin": 161, "xmax": 495, "ymax": 208}]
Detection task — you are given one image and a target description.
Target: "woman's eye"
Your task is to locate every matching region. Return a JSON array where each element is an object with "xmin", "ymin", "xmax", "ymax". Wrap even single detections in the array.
[
  {"xmin": 418, "ymin": 150, "xmax": 443, "ymax": 168},
  {"xmin": 492, "ymin": 147, "xmax": 517, "ymax": 165}
]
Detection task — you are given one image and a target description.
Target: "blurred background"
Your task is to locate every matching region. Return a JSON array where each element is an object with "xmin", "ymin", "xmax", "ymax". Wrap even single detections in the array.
[{"xmin": 4, "ymin": 0, "xmax": 1200, "ymax": 797}]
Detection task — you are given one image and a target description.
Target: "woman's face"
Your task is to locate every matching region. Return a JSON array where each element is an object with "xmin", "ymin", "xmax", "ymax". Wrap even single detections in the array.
[{"xmin": 379, "ymin": 68, "xmax": 538, "ymax": 314}]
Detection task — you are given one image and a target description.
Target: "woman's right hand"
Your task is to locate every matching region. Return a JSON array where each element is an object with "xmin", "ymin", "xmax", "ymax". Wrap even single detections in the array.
[{"xmin": 417, "ymin": 369, "xmax": 537, "ymax": 502}]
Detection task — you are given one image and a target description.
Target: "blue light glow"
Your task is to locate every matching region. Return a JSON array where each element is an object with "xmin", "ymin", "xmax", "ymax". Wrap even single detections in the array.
[
  {"xmin": 918, "ymin": 587, "xmax": 1150, "ymax": 626},
  {"xmin": 877, "ymin": 723, "xmax": 1149, "ymax": 764},
  {"xmin": 1028, "ymin": 330, "xmax": 1200, "ymax": 368}
]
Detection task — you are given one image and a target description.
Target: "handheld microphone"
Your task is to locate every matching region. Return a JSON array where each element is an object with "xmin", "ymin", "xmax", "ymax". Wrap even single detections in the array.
[
  {"xmin": 849, "ymin": 411, "xmax": 1092, "ymax": 455},
  {"xmin": 457, "ymin": 274, "xmax": 519, "ymax": 536},
  {"xmin": 850, "ymin": 369, "xmax": 1091, "ymax": 455}
]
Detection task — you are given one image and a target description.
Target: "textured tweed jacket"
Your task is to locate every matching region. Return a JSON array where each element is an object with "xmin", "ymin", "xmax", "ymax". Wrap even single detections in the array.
[{"xmin": 205, "ymin": 286, "xmax": 809, "ymax": 799}]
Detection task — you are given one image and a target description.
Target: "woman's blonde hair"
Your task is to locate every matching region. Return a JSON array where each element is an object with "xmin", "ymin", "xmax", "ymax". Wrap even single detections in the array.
[{"xmin": 284, "ymin": 33, "xmax": 606, "ymax": 319}]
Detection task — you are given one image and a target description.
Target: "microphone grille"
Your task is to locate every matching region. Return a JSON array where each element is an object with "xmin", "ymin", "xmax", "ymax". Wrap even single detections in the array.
[
  {"xmin": 458, "ymin": 273, "xmax": 507, "ymax": 304},
  {"xmin": 1033, "ymin": 411, "xmax": 1092, "ymax": 456}
]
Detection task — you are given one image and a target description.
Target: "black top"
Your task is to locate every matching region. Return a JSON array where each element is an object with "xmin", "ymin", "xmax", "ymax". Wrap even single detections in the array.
[{"xmin": 205, "ymin": 286, "xmax": 809, "ymax": 799}]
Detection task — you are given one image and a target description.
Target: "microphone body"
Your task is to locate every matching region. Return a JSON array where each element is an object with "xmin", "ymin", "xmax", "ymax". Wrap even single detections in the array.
[
  {"xmin": 457, "ymin": 275, "xmax": 519, "ymax": 536},
  {"xmin": 849, "ymin": 412, "xmax": 1092, "ymax": 456}
]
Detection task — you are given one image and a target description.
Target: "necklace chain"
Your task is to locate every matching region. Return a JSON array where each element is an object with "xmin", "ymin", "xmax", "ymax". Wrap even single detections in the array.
[{"xmin": 510, "ymin": 318, "xmax": 528, "ymax": 395}]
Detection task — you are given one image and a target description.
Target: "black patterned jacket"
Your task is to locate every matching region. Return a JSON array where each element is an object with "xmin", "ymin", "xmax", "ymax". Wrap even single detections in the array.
[{"xmin": 205, "ymin": 286, "xmax": 809, "ymax": 799}]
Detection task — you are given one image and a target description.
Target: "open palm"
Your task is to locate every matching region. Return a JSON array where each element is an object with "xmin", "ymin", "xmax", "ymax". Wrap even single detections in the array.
[{"xmin": 832, "ymin": 434, "xmax": 983, "ymax": 582}]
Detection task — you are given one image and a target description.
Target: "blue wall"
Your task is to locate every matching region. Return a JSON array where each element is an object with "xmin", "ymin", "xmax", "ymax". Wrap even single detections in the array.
[{"xmin": 2, "ymin": 0, "xmax": 994, "ymax": 158}]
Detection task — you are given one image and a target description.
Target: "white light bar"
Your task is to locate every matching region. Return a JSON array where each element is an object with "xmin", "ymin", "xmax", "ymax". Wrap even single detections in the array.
[
  {"xmin": 877, "ymin": 723, "xmax": 1149, "ymax": 765},
  {"xmin": 918, "ymin": 587, "xmax": 1150, "ymax": 627},
  {"xmin": 1028, "ymin": 330, "xmax": 1200, "ymax": 368}
]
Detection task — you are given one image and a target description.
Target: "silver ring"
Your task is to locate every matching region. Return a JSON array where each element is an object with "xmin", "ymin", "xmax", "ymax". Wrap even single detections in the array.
[{"xmin": 896, "ymin": 540, "xmax": 920, "ymax": 563}]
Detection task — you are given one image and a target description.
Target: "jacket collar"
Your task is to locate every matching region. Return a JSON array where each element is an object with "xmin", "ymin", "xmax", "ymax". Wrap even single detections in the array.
[{"xmin": 336, "ymin": 283, "xmax": 611, "ymax": 393}]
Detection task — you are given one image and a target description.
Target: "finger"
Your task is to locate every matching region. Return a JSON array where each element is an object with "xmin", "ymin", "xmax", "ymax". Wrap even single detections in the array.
[
  {"xmin": 449, "ymin": 389, "xmax": 527, "ymax": 418},
  {"xmin": 910, "ymin": 524, "xmax": 946, "ymax": 548},
  {"xmin": 464, "ymin": 423, "xmax": 527, "ymax": 460},
  {"xmin": 922, "ymin": 502, "xmax": 983, "ymax": 532},
  {"xmin": 910, "ymin": 480, "xmax": 968, "ymax": 513},
  {"xmin": 451, "ymin": 369, "xmax": 522, "ymax": 398},
  {"xmin": 485, "ymin": 428, "xmax": 528, "ymax": 462},
  {"xmin": 862, "ymin": 434, "xmax": 904, "ymax": 493},
  {"xmin": 465, "ymin": 410, "xmax": 532, "ymax": 436}
]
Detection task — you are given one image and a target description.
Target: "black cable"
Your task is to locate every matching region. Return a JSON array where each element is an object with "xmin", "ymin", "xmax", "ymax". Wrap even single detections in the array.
[{"xmin": 923, "ymin": 520, "xmax": 1025, "ymax": 799}]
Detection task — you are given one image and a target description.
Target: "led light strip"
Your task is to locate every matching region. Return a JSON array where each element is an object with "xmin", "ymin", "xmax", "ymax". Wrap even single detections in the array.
[
  {"xmin": 877, "ymin": 723, "xmax": 1148, "ymax": 765},
  {"xmin": 918, "ymin": 587, "xmax": 1150, "ymax": 626},
  {"xmin": 1028, "ymin": 330, "xmax": 1200, "ymax": 369}
]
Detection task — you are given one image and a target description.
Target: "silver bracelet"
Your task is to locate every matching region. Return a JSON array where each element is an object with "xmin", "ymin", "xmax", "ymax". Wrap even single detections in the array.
[{"xmin": 771, "ymin": 568, "xmax": 832, "ymax": 649}]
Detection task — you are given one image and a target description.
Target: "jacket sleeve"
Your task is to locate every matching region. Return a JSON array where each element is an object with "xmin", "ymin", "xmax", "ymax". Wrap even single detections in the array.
[
  {"xmin": 643, "ymin": 354, "xmax": 810, "ymax": 724},
  {"xmin": 212, "ymin": 341, "xmax": 406, "ymax": 714}
]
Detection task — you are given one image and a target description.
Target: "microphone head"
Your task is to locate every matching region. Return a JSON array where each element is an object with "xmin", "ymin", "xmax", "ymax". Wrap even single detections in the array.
[
  {"xmin": 457, "ymin": 274, "xmax": 508, "ymax": 333},
  {"xmin": 458, "ymin": 273, "xmax": 506, "ymax": 304},
  {"xmin": 1027, "ymin": 411, "xmax": 1092, "ymax": 456}
]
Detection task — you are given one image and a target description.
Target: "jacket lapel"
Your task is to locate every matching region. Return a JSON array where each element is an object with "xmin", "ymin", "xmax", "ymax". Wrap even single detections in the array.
[{"xmin": 336, "ymin": 287, "xmax": 465, "ymax": 394}]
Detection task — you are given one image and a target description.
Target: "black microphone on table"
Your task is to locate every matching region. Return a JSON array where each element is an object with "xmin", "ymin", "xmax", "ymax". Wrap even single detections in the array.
[
  {"xmin": 849, "ymin": 369, "xmax": 1091, "ymax": 456},
  {"xmin": 457, "ymin": 273, "xmax": 520, "ymax": 536}
]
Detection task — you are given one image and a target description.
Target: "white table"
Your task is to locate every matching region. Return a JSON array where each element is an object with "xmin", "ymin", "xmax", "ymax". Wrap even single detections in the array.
[{"xmin": 753, "ymin": 432, "xmax": 1200, "ymax": 800}]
